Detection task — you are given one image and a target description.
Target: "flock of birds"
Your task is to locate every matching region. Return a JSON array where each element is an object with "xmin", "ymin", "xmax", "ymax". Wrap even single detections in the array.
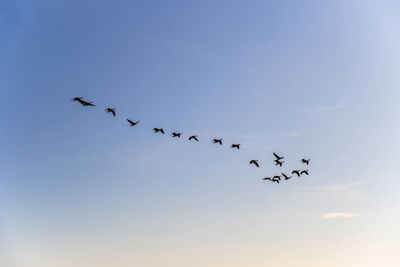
[{"xmin": 73, "ymin": 97, "xmax": 311, "ymax": 184}]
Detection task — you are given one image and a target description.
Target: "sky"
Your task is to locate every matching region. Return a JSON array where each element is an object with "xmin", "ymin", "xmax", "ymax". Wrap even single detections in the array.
[{"xmin": 1, "ymin": 0, "xmax": 400, "ymax": 266}]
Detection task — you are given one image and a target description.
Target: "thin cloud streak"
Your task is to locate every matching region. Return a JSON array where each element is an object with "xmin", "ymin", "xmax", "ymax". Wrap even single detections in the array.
[
  {"xmin": 321, "ymin": 212, "xmax": 360, "ymax": 219},
  {"xmin": 303, "ymin": 104, "xmax": 345, "ymax": 114}
]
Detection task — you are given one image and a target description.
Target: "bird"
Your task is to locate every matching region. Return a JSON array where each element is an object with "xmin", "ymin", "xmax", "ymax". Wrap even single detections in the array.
[
  {"xmin": 292, "ymin": 170, "xmax": 301, "ymax": 177},
  {"xmin": 272, "ymin": 178, "xmax": 280, "ymax": 183},
  {"xmin": 274, "ymin": 159, "xmax": 284, "ymax": 167},
  {"xmin": 273, "ymin": 175, "xmax": 281, "ymax": 180},
  {"xmin": 300, "ymin": 170, "xmax": 309, "ymax": 175},
  {"xmin": 273, "ymin": 152, "xmax": 284, "ymax": 160},
  {"xmin": 72, "ymin": 97, "xmax": 95, "ymax": 106},
  {"xmin": 189, "ymin": 135, "xmax": 199, "ymax": 142},
  {"xmin": 263, "ymin": 177, "xmax": 272, "ymax": 181},
  {"xmin": 212, "ymin": 138, "xmax": 223, "ymax": 145},
  {"xmin": 301, "ymin": 159, "xmax": 310, "ymax": 165},
  {"xmin": 105, "ymin": 108, "xmax": 116, "ymax": 116},
  {"xmin": 127, "ymin": 119, "xmax": 139, "ymax": 126},
  {"xmin": 172, "ymin": 132, "xmax": 182, "ymax": 138},
  {"xmin": 282, "ymin": 173, "xmax": 292, "ymax": 180},
  {"xmin": 153, "ymin": 128, "xmax": 165, "ymax": 134},
  {"xmin": 249, "ymin": 160, "xmax": 259, "ymax": 167},
  {"xmin": 231, "ymin": 144, "xmax": 240, "ymax": 149}
]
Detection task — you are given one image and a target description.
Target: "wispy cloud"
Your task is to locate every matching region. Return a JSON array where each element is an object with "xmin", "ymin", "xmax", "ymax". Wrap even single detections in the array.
[
  {"xmin": 321, "ymin": 212, "xmax": 360, "ymax": 220},
  {"xmin": 303, "ymin": 104, "xmax": 345, "ymax": 114}
]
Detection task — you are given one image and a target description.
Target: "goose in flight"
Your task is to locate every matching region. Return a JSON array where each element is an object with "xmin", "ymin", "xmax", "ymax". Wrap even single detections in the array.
[
  {"xmin": 105, "ymin": 108, "xmax": 116, "ymax": 116},
  {"xmin": 273, "ymin": 152, "xmax": 284, "ymax": 160},
  {"xmin": 282, "ymin": 173, "xmax": 292, "ymax": 180},
  {"xmin": 301, "ymin": 170, "xmax": 309, "ymax": 175},
  {"xmin": 273, "ymin": 175, "xmax": 281, "ymax": 180},
  {"xmin": 263, "ymin": 177, "xmax": 272, "ymax": 181},
  {"xmin": 231, "ymin": 144, "xmax": 240, "ymax": 149},
  {"xmin": 301, "ymin": 159, "xmax": 310, "ymax": 165},
  {"xmin": 189, "ymin": 135, "xmax": 199, "ymax": 142},
  {"xmin": 212, "ymin": 138, "xmax": 223, "ymax": 145},
  {"xmin": 292, "ymin": 170, "xmax": 301, "ymax": 177},
  {"xmin": 272, "ymin": 178, "xmax": 280, "ymax": 183},
  {"xmin": 153, "ymin": 128, "xmax": 165, "ymax": 134},
  {"xmin": 172, "ymin": 132, "xmax": 182, "ymax": 138},
  {"xmin": 72, "ymin": 97, "xmax": 95, "ymax": 106},
  {"xmin": 249, "ymin": 160, "xmax": 259, "ymax": 167},
  {"xmin": 127, "ymin": 119, "xmax": 139, "ymax": 126},
  {"xmin": 274, "ymin": 159, "xmax": 284, "ymax": 167}
]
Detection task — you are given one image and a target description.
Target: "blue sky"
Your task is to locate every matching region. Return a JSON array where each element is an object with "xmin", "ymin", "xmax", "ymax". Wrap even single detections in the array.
[{"xmin": 1, "ymin": 0, "xmax": 400, "ymax": 266}]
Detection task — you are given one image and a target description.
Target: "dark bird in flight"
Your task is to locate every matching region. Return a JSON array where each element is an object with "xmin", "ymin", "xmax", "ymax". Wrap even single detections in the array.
[
  {"xmin": 189, "ymin": 135, "xmax": 199, "ymax": 142},
  {"xmin": 292, "ymin": 170, "xmax": 301, "ymax": 177},
  {"xmin": 127, "ymin": 119, "xmax": 139, "ymax": 126},
  {"xmin": 231, "ymin": 144, "xmax": 240, "ymax": 149},
  {"xmin": 105, "ymin": 108, "xmax": 116, "ymax": 116},
  {"xmin": 273, "ymin": 175, "xmax": 281, "ymax": 180},
  {"xmin": 301, "ymin": 159, "xmax": 310, "ymax": 165},
  {"xmin": 282, "ymin": 173, "xmax": 292, "ymax": 180},
  {"xmin": 249, "ymin": 160, "xmax": 259, "ymax": 167},
  {"xmin": 301, "ymin": 170, "xmax": 309, "ymax": 175},
  {"xmin": 72, "ymin": 97, "xmax": 95, "ymax": 106},
  {"xmin": 272, "ymin": 178, "xmax": 280, "ymax": 183},
  {"xmin": 172, "ymin": 132, "xmax": 182, "ymax": 138},
  {"xmin": 274, "ymin": 159, "xmax": 284, "ymax": 167},
  {"xmin": 263, "ymin": 177, "xmax": 272, "ymax": 181},
  {"xmin": 273, "ymin": 152, "xmax": 284, "ymax": 160},
  {"xmin": 212, "ymin": 138, "xmax": 223, "ymax": 145},
  {"xmin": 153, "ymin": 128, "xmax": 165, "ymax": 134}
]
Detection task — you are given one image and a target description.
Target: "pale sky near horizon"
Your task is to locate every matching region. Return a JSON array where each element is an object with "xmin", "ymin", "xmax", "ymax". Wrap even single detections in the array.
[{"xmin": 1, "ymin": 0, "xmax": 400, "ymax": 266}]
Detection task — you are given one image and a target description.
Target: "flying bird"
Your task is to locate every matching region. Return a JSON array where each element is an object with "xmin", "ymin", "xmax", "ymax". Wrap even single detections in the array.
[
  {"xmin": 212, "ymin": 138, "xmax": 223, "ymax": 145},
  {"xmin": 301, "ymin": 159, "xmax": 310, "ymax": 165},
  {"xmin": 292, "ymin": 170, "xmax": 301, "ymax": 177},
  {"xmin": 272, "ymin": 178, "xmax": 280, "ymax": 183},
  {"xmin": 249, "ymin": 160, "xmax": 259, "ymax": 167},
  {"xmin": 153, "ymin": 128, "xmax": 165, "ymax": 134},
  {"xmin": 231, "ymin": 144, "xmax": 240, "ymax": 149},
  {"xmin": 127, "ymin": 119, "xmax": 139, "ymax": 126},
  {"xmin": 189, "ymin": 135, "xmax": 199, "ymax": 142},
  {"xmin": 263, "ymin": 177, "xmax": 272, "ymax": 181},
  {"xmin": 172, "ymin": 132, "xmax": 182, "ymax": 138},
  {"xmin": 282, "ymin": 173, "xmax": 292, "ymax": 180},
  {"xmin": 72, "ymin": 97, "xmax": 95, "ymax": 106},
  {"xmin": 301, "ymin": 170, "xmax": 309, "ymax": 175},
  {"xmin": 105, "ymin": 108, "xmax": 116, "ymax": 116},
  {"xmin": 273, "ymin": 152, "xmax": 284, "ymax": 160},
  {"xmin": 274, "ymin": 159, "xmax": 284, "ymax": 167},
  {"xmin": 273, "ymin": 175, "xmax": 281, "ymax": 180}
]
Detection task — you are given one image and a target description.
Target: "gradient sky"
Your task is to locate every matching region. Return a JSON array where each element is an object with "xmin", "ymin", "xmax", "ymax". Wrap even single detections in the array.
[{"xmin": 1, "ymin": 0, "xmax": 400, "ymax": 266}]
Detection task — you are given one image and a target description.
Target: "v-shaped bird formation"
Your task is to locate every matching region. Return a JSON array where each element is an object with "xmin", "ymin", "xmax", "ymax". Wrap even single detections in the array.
[{"xmin": 72, "ymin": 97, "xmax": 312, "ymax": 183}]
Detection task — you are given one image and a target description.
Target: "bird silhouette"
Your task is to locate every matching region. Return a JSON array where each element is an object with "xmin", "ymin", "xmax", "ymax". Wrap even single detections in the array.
[
  {"xmin": 301, "ymin": 159, "xmax": 310, "ymax": 165},
  {"xmin": 153, "ymin": 128, "xmax": 165, "ymax": 134},
  {"xmin": 272, "ymin": 178, "xmax": 280, "ymax": 183},
  {"xmin": 212, "ymin": 138, "xmax": 223, "ymax": 145},
  {"xmin": 274, "ymin": 159, "xmax": 284, "ymax": 167},
  {"xmin": 300, "ymin": 170, "xmax": 309, "ymax": 175},
  {"xmin": 263, "ymin": 177, "xmax": 272, "ymax": 181},
  {"xmin": 105, "ymin": 108, "xmax": 116, "ymax": 116},
  {"xmin": 273, "ymin": 152, "xmax": 284, "ymax": 160},
  {"xmin": 231, "ymin": 144, "xmax": 240, "ymax": 149},
  {"xmin": 172, "ymin": 132, "xmax": 182, "ymax": 138},
  {"xmin": 127, "ymin": 119, "xmax": 139, "ymax": 126},
  {"xmin": 249, "ymin": 160, "xmax": 259, "ymax": 167},
  {"xmin": 72, "ymin": 97, "xmax": 95, "ymax": 106},
  {"xmin": 273, "ymin": 175, "xmax": 281, "ymax": 180},
  {"xmin": 189, "ymin": 135, "xmax": 199, "ymax": 142},
  {"xmin": 282, "ymin": 173, "xmax": 292, "ymax": 180},
  {"xmin": 292, "ymin": 170, "xmax": 301, "ymax": 177}
]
